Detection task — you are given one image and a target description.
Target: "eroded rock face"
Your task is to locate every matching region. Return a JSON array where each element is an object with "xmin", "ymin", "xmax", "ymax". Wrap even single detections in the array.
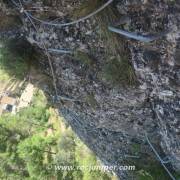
[
  {"xmin": 116, "ymin": 0, "xmax": 180, "ymax": 171},
  {"xmin": 1, "ymin": 0, "xmax": 180, "ymax": 178},
  {"xmin": 0, "ymin": 0, "xmax": 23, "ymax": 39}
]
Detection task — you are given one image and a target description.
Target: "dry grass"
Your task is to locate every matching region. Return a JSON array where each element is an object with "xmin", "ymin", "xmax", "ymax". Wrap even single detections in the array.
[
  {"xmin": 72, "ymin": 0, "xmax": 123, "ymax": 55},
  {"xmin": 72, "ymin": 0, "xmax": 136, "ymax": 85},
  {"xmin": 96, "ymin": 6, "xmax": 123, "ymax": 55},
  {"xmin": 0, "ymin": 15, "xmax": 20, "ymax": 30},
  {"xmin": 101, "ymin": 55, "xmax": 136, "ymax": 86},
  {"xmin": 72, "ymin": 0, "xmax": 100, "ymax": 19}
]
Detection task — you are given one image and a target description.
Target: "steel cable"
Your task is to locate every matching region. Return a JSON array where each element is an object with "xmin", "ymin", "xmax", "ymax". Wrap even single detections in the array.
[
  {"xmin": 24, "ymin": 0, "xmax": 114, "ymax": 27},
  {"xmin": 10, "ymin": 0, "xmax": 59, "ymax": 99},
  {"xmin": 145, "ymin": 133, "xmax": 176, "ymax": 180}
]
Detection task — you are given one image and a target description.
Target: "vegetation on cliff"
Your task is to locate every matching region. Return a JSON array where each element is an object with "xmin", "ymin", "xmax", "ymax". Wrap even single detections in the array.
[{"xmin": 0, "ymin": 42, "xmax": 115, "ymax": 180}]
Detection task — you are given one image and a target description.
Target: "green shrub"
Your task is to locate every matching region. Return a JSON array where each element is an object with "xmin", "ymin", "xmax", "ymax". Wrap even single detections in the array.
[{"xmin": 0, "ymin": 43, "xmax": 28, "ymax": 80}]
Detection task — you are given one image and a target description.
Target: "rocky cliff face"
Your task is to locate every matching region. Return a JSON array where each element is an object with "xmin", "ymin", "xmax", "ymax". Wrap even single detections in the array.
[{"xmin": 1, "ymin": 0, "xmax": 180, "ymax": 179}]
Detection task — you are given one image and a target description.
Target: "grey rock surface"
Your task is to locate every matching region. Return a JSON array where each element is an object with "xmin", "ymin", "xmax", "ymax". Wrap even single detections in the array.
[{"xmin": 1, "ymin": 0, "xmax": 180, "ymax": 178}]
